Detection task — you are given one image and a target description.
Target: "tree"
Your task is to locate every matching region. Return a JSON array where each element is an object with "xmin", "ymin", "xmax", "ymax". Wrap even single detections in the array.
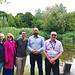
[
  {"xmin": 0, "ymin": 0, "xmax": 6, "ymax": 4},
  {"xmin": 35, "ymin": 9, "xmax": 43, "ymax": 19},
  {"xmin": 33, "ymin": 9, "xmax": 44, "ymax": 30},
  {"xmin": 32, "ymin": 18, "xmax": 44, "ymax": 30},
  {"xmin": 64, "ymin": 12, "xmax": 75, "ymax": 31},
  {"xmin": 15, "ymin": 12, "xmax": 34, "ymax": 28},
  {"xmin": 24, "ymin": 12, "xmax": 34, "ymax": 27},
  {"xmin": 41, "ymin": 4, "xmax": 67, "ymax": 34},
  {"xmin": 15, "ymin": 13, "xmax": 28, "ymax": 28},
  {"xmin": 0, "ymin": 11, "xmax": 8, "ymax": 27},
  {"xmin": 7, "ymin": 14, "xmax": 16, "ymax": 27}
]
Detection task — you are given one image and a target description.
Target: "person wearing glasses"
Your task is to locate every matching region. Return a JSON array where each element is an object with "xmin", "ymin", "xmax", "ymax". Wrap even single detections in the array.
[
  {"xmin": 44, "ymin": 31, "xmax": 63, "ymax": 75},
  {"xmin": 3, "ymin": 33, "xmax": 16, "ymax": 75}
]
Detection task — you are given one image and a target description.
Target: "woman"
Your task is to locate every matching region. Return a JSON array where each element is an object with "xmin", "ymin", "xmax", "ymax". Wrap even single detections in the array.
[
  {"xmin": 3, "ymin": 33, "xmax": 16, "ymax": 75},
  {"xmin": 0, "ymin": 33, "xmax": 5, "ymax": 74}
]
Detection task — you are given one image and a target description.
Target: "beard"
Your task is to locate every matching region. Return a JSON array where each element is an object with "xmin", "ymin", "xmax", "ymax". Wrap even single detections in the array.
[{"xmin": 33, "ymin": 33, "xmax": 38, "ymax": 37}]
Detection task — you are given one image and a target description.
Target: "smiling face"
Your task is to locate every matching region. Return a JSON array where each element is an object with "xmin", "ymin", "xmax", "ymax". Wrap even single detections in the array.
[
  {"xmin": 22, "ymin": 32, "xmax": 26, "ymax": 39},
  {"xmin": 33, "ymin": 28, "xmax": 39, "ymax": 36},
  {"xmin": 50, "ymin": 32, "xmax": 57, "ymax": 41},
  {"xmin": 7, "ymin": 33, "xmax": 14, "ymax": 41},
  {"xmin": 7, "ymin": 36, "xmax": 13, "ymax": 41}
]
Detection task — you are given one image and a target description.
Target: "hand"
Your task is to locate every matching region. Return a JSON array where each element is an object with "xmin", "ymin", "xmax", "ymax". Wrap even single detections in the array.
[
  {"xmin": 50, "ymin": 58, "xmax": 56, "ymax": 64},
  {"xmin": 47, "ymin": 57, "xmax": 55, "ymax": 64},
  {"xmin": 32, "ymin": 49, "xmax": 38, "ymax": 55}
]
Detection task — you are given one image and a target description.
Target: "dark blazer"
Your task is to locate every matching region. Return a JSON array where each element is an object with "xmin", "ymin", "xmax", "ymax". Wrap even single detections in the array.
[
  {"xmin": 0, "ymin": 42, "xmax": 4, "ymax": 62},
  {"xmin": 16, "ymin": 38, "xmax": 28, "ymax": 57}
]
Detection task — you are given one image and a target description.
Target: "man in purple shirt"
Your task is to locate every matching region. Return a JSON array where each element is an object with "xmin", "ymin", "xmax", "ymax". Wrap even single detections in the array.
[
  {"xmin": 28, "ymin": 27, "xmax": 45, "ymax": 75},
  {"xmin": 44, "ymin": 31, "xmax": 63, "ymax": 75}
]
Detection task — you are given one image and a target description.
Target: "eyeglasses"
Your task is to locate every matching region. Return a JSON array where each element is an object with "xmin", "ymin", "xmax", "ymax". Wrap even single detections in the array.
[
  {"xmin": 7, "ymin": 36, "xmax": 12, "ymax": 38},
  {"xmin": 52, "ymin": 34, "xmax": 57, "ymax": 36}
]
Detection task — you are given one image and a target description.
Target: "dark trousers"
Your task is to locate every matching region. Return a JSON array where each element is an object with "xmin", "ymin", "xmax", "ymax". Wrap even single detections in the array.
[
  {"xmin": 3, "ymin": 68, "xmax": 14, "ymax": 75},
  {"xmin": 45, "ymin": 58, "xmax": 59, "ymax": 75},
  {"xmin": 30, "ymin": 53, "xmax": 43, "ymax": 75}
]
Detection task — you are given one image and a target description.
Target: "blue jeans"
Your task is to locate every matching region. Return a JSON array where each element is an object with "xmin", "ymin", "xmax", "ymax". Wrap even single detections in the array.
[
  {"xmin": 0, "ymin": 62, "xmax": 3, "ymax": 72},
  {"xmin": 30, "ymin": 53, "xmax": 43, "ymax": 75},
  {"xmin": 3, "ymin": 68, "xmax": 14, "ymax": 75}
]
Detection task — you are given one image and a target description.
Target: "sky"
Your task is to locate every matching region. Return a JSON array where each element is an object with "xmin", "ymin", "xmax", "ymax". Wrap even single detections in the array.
[{"xmin": 0, "ymin": 0, "xmax": 75, "ymax": 16}]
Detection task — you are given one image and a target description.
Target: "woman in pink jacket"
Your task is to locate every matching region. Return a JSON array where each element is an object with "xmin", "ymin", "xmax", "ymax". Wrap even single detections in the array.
[{"xmin": 3, "ymin": 33, "xmax": 16, "ymax": 75}]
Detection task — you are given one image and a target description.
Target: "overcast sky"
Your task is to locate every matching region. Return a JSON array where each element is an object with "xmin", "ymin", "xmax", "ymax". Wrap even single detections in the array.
[{"xmin": 0, "ymin": 0, "xmax": 75, "ymax": 16}]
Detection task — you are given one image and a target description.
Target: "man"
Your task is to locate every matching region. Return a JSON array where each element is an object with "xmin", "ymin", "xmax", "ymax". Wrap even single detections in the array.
[
  {"xmin": 28, "ymin": 27, "xmax": 44, "ymax": 75},
  {"xmin": 16, "ymin": 30, "xmax": 28, "ymax": 75},
  {"xmin": 44, "ymin": 31, "xmax": 63, "ymax": 75}
]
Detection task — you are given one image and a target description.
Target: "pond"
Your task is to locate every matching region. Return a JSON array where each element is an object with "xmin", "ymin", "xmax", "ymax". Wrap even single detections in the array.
[{"xmin": 24, "ymin": 56, "xmax": 75, "ymax": 75}]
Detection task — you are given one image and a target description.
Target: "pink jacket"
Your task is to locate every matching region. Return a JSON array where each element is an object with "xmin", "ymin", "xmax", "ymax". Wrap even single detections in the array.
[{"xmin": 4, "ymin": 40, "xmax": 16, "ymax": 69}]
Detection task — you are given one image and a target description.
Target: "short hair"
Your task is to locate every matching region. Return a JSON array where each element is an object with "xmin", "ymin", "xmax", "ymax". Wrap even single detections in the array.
[
  {"xmin": 51, "ymin": 31, "xmax": 57, "ymax": 35},
  {"xmin": 19, "ymin": 30, "xmax": 26, "ymax": 34}
]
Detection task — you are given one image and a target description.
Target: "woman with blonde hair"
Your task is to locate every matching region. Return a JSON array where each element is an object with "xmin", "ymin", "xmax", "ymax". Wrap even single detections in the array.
[{"xmin": 3, "ymin": 33, "xmax": 16, "ymax": 75}]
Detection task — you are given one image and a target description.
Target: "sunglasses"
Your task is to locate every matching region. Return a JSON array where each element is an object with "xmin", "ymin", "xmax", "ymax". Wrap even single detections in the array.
[{"xmin": 7, "ymin": 36, "xmax": 12, "ymax": 38}]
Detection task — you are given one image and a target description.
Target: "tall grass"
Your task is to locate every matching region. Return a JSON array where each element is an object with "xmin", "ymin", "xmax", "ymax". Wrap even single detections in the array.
[{"xmin": 0, "ymin": 27, "xmax": 32, "ymax": 38}]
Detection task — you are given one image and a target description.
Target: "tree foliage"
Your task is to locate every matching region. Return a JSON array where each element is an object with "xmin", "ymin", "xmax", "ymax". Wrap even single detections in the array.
[
  {"xmin": 0, "ymin": 4, "xmax": 75, "ymax": 34},
  {"xmin": 0, "ymin": 0, "xmax": 6, "ymax": 4},
  {"xmin": 15, "ymin": 12, "xmax": 34, "ymax": 28}
]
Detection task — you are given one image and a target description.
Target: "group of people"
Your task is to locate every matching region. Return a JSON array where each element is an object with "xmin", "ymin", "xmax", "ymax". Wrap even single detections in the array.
[{"xmin": 0, "ymin": 27, "xmax": 63, "ymax": 75}]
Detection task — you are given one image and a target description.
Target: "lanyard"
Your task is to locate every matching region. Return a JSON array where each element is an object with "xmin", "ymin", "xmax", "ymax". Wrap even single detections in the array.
[{"xmin": 49, "ymin": 41, "xmax": 56, "ymax": 50}]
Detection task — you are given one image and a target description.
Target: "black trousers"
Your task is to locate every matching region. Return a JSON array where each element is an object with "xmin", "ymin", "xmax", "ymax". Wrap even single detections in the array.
[
  {"xmin": 30, "ymin": 53, "xmax": 43, "ymax": 75},
  {"xmin": 45, "ymin": 58, "xmax": 59, "ymax": 75}
]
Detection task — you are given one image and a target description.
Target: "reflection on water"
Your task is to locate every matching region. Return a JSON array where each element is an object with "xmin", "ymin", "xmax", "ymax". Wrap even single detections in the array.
[
  {"xmin": 25, "ymin": 55, "xmax": 75, "ymax": 75},
  {"xmin": 70, "ymin": 59, "xmax": 75, "ymax": 75},
  {"xmin": 25, "ymin": 55, "xmax": 45, "ymax": 75}
]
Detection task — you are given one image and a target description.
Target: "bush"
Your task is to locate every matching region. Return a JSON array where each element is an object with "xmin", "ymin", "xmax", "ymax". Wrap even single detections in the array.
[
  {"xmin": 0, "ymin": 27, "xmax": 32, "ymax": 39},
  {"xmin": 0, "ymin": 27, "xmax": 75, "ymax": 61},
  {"xmin": 0, "ymin": 27, "xmax": 50, "ymax": 39}
]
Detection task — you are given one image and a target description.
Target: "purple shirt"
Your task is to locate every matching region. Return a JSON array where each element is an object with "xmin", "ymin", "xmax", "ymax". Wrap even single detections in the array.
[{"xmin": 45, "ymin": 39, "xmax": 63, "ymax": 57}]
